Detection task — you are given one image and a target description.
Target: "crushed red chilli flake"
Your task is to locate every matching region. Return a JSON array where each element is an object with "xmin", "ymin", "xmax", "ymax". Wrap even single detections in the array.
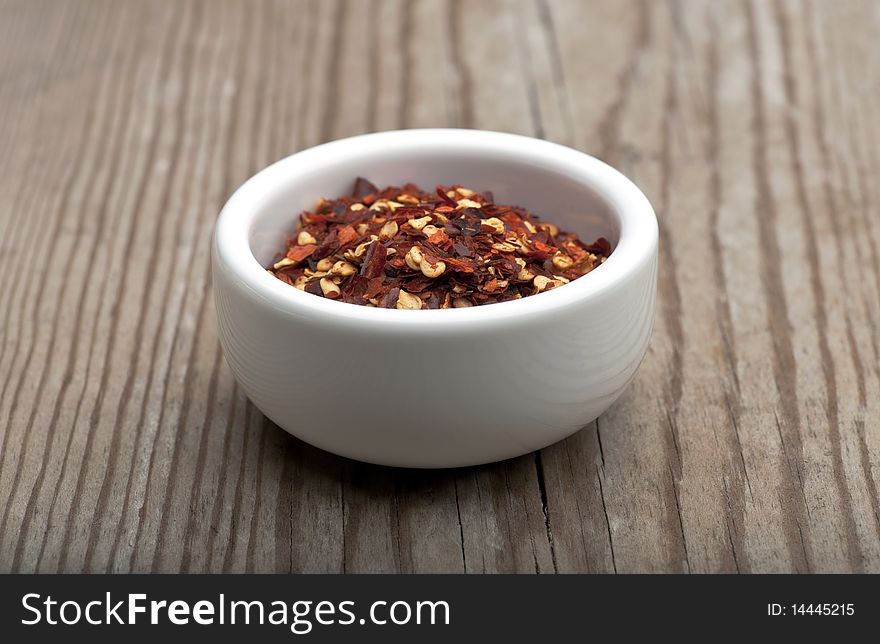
[{"xmin": 267, "ymin": 178, "xmax": 611, "ymax": 310}]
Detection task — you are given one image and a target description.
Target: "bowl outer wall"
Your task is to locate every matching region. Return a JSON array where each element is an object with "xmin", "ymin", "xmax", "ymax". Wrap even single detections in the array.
[{"xmin": 213, "ymin": 253, "xmax": 656, "ymax": 467}]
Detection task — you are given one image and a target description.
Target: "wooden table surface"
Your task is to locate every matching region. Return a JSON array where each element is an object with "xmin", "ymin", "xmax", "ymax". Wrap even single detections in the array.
[{"xmin": 1, "ymin": 0, "xmax": 878, "ymax": 574}]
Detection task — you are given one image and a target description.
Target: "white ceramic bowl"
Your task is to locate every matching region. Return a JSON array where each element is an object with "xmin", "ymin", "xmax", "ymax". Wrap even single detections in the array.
[{"xmin": 212, "ymin": 129, "xmax": 657, "ymax": 468}]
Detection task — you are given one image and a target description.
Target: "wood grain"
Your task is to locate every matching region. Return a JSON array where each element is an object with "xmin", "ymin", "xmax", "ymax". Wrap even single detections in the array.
[{"xmin": 1, "ymin": 0, "xmax": 879, "ymax": 573}]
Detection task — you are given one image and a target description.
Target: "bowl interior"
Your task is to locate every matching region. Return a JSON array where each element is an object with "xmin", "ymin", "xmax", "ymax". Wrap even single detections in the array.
[{"xmin": 247, "ymin": 146, "xmax": 620, "ymax": 268}]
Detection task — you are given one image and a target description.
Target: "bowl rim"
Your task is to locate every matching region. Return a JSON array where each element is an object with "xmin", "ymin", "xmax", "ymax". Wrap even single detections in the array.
[{"xmin": 213, "ymin": 128, "xmax": 658, "ymax": 330}]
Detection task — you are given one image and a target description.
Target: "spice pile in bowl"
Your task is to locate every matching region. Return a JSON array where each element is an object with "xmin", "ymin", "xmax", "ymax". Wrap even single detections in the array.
[{"xmin": 267, "ymin": 178, "xmax": 610, "ymax": 309}]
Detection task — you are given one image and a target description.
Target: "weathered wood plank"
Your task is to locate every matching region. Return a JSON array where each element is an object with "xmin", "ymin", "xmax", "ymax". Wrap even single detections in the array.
[{"xmin": 0, "ymin": 0, "xmax": 878, "ymax": 573}]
